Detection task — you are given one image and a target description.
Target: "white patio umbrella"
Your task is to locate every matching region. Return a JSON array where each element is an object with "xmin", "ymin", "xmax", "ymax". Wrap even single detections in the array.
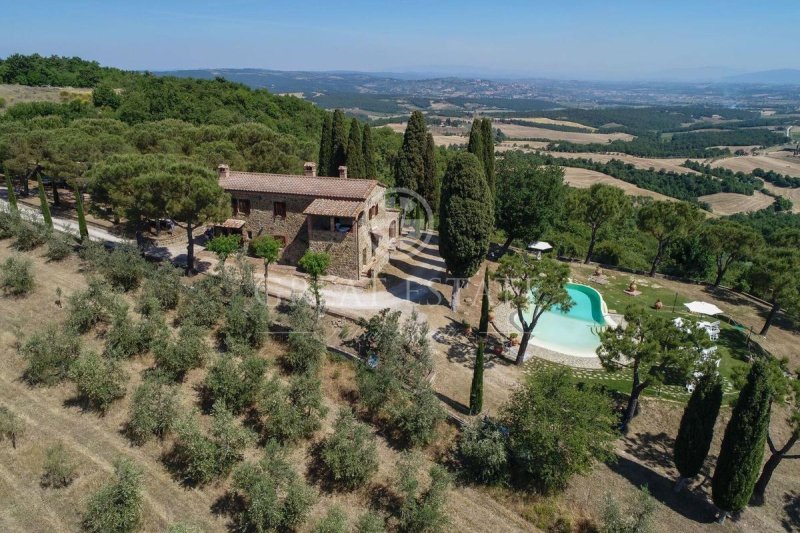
[
  {"xmin": 684, "ymin": 301, "xmax": 724, "ymax": 316},
  {"xmin": 527, "ymin": 241, "xmax": 553, "ymax": 260}
]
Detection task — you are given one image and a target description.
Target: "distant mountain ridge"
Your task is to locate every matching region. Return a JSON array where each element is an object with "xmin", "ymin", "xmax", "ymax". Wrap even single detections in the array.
[{"xmin": 722, "ymin": 69, "xmax": 800, "ymax": 85}]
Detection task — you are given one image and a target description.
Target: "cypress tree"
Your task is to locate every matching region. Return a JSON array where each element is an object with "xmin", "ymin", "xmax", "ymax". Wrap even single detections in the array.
[
  {"xmin": 394, "ymin": 111, "xmax": 427, "ymax": 192},
  {"xmin": 467, "ymin": 119, "xmax": 485, "ymax": 172},
  {"xmin": 330, "ymin": 109, "xmax": 348, "ymax": 176},
  {"xmin": 74, "ymin": 182, "xmax": 89, "ymax": 241},
  {"xmin": 469, "ymin": 340, "xmax": 485, "ymax": 415},
  {"xmin": 438, "ymin": 152, "xmax": 494, "ymax": 311},
  {"xmin": 478, "ymin": 266, "xmax": 490, "ymax": 338},
  {"xmin": 673, "ymin": 373, "xmax": 723, "ymax": 491},
  {"xmin": 318, "ymin": 112, "xmax": 333, "ymax": 177},
  {"xmin": 5, "ymin": 173, "xmax": 18, "ymax": 212},
  {"xmin": 362, "ymin": 124, "xmax": 376, "ymax": 178},
  {"xmin": 419, "ymin": 132, "xmax": 438, "ymax": 219},
  {"xmin": 480, "ymin": 119, "xmax": 496, "ymax": 196},
  {"xmin": 712, "ymin": 360, "xmax": 772, "ymax": 521},
  {"xmin": 345, "ymin": 118, "xmax": 365, "ymax": 178},
  {"xmin": 36, "ymin": 172, "xmax": 53, "ymax": 229}
]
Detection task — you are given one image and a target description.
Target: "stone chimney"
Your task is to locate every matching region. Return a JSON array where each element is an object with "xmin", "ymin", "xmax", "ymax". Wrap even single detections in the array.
[
  {"xmin": 338, "ymin": 165, "xmax": 348, "ymax": 179},
  {"xmin": 303, "ymin": 162, "xmax": 317, "ymax": 177},
  {"xmin": 217, "ymin": 164, "xmax": 230, "ymax": 180}
]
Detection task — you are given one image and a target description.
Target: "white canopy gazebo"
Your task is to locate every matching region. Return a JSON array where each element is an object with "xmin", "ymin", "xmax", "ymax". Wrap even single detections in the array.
[{"xmin": 527, "ymin": 241, "xmax": 553, "ymax": 260}]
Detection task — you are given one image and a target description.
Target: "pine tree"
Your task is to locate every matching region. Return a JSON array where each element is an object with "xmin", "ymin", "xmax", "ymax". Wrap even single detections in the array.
[
  {"xmin": 36, "ymin": 172, "xmax": 53, "ymax": 229},
  {"xmin": 480, "ymin": 118, "xmax": 496, "ymax": 196},
  {"xmin": 4, "ymin": 174, "xmax": 17, "ymax": 212},
  {"xmin": 467, "ymin": 119, "xmax": 485, "ymax": 172},
  {"xmin": 318, "ymin": 112, "xmax": 333, "ymax": 177},
  {"xmin": 345, "ymin": 118, "xmax": 365, "ymax": 178},
  {"xmin": 712, "ymin": 360, "xmax": 772, "ymax": 521},
  {"xmin": 330, "ymin": 109, "xmax": 348, "ymax": 176},
  {"xmin": 469, "ymin": 340, "xmax": 485, "ymax": 415},
  {"xmin": 438, "ymin": 152, "xmax": 494, "ymax": 311},
  {"xmin": 673, "ymin": 373, "xmax": 723, "ymax": 490},
  {"xmin": 75, "ymin": 182, "xmax": 89, "ymax": 241},
  {"xmin": 362, "ymin": 124, "xmax": 376, "ymax": 179},
  {"xmin": 394, "ymin": 111, "xmax": 427, "ymax": 192}
]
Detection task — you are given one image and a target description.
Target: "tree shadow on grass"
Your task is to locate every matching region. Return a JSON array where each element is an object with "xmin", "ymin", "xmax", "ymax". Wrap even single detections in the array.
[
  {"xmin": 622, "ymin": 431, "xmax": 676, "ymax": 472},
  {"xmin": 210, "ymin": 491, "xmax": 245, "ymax": 532},
  {"xmin": 609, "ymin": 454, "xmax": 719, "ymax": 524},
  {"xmin": 434, "ymin": 391, "xmax": 470, "ymax": 416}
]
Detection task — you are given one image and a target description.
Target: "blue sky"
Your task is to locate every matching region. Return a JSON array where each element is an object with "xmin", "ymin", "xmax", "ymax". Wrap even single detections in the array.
[{"xmin": 2, "ymin": 0, "xmax": 798, "ymax": 79}]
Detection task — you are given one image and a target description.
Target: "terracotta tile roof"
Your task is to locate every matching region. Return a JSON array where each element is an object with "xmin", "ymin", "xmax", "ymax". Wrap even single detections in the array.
[
  {"xmin": 219, "ymin": 170, "xmax": 379, "ymax": 200},
  {"xmin": 303, "ymin": 198, "xmax": 363, "ymax": 218}
]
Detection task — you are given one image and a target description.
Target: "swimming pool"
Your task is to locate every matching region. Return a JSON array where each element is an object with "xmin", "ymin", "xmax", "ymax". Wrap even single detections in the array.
[{"xmin": 512, "ymin": 282, "xmax": 614, "ymax": 358}]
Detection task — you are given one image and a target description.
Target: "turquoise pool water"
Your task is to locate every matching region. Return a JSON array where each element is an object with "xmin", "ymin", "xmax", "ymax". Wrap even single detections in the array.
[{"xmin": 512, "ymin": 283, "xmax": 608, "ymax": 357}]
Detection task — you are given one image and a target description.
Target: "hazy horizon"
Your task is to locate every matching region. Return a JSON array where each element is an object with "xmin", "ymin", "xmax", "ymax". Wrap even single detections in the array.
[{"xmin": 3, "ymin": 0, "xmax": 800, "ymax": 82}]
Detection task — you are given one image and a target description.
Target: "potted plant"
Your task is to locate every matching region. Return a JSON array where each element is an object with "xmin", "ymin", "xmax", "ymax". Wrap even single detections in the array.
[
  {"xmin": 509, "ymin": 332, "xmax": 520, "ymax": 346},
  {"xmin": 487, "ymin": 308, "xmax": 496, "ymax": 322},
  {"xmin": 462, "ymin": 319, "xmax": 472, "ymax": 336}
]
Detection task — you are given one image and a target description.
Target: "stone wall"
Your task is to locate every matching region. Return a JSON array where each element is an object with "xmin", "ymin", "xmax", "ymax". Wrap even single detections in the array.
[{"xmin": 308, "ymin": 228, "xmax": 359, "ymax": 279}]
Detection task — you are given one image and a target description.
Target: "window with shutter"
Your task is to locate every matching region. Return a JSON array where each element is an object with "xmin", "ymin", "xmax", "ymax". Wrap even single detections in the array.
[{"xmin": 274, "ymin": 202, "xmax": 286, "ymax": 218}]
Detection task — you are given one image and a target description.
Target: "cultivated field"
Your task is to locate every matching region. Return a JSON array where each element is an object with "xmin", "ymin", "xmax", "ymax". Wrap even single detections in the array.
[
  {"xmin": 561, "ymin": 167, "xmax": 674, "ymax": 201},
  {"xmin": 494, "ymin": 123, "xmax": 635, "ymax": 143},
  {"xmin": 762, "ymin": 182, "xmax": 800, "ymax": 213},
  {"xmin": 0, "ymin": 84, "xmax": 92, "ymax": 107},
  {"xmin": 511, "ymin": 117, "xmax": 597, "ymax": 131},
  {"xmin": 709, "ymin": 153, "xmax": 800, "ymax": 178},
  {"xmin": 543, "ymin": 152, "xmax": 701, "ymax": 174},
  {"xmin": 698, "ymin": 191, "xmax": 775, "ymax": 215}
]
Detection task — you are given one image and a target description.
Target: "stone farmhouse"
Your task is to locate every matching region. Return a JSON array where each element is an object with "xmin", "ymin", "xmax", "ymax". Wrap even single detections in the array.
[{"xmin": 216, "ymin": 163, "xmax": 400, "ymax": 280}]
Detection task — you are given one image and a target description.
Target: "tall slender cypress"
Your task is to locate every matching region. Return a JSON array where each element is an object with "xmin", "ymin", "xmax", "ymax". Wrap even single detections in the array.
[
  {"xmin": 419, "ymin": 132, "xmax": 438, "ymax": 216},
  {"xmin": 673, "ymin": 373, "xmax": 723, "ymax": 490},
  {"xmin": 75, "ymin": 182, "xmax": 89, "ymax": 241},
  {"xmin": 467, "ymin": 119, "xmax": 485, "ymax": 172},
  {"xmin": 712, "ymin": 360, "xmax": 772, "ymax": 520},
  {"xmin": 36, "ymin": 172, "xmax": 53, "ymax": 229},
  {"xmin": 318, "ymin": 112, "xmax": 333, "ymax": 177},
  {"xmin": 394, "ymin": 111, "xmax": 427, "ymax": 192},
  {"xmin": 5, "ymin": 173, "xmax": 18, "ymax": 212},
  {"xmin": 478, "ymin": 266, "xmax": 490, "ymax": 338},
  {"xmin": 330, "ymin": 109, "xmax": 348, "ymax": 176},
  {"xmin": 362, "ymin": 124, "xmax": 376, "ymax": 179},
  {"xmin": 469, "ymin": 340, "xmax": 485, "ymax": 415},
  {"xmin": 345, "ymin": 118, "xmax": 365, "ymax": 178},
  {"xmin": 480, "ymin": 118, "xmax": 496, "ymax": 195}
]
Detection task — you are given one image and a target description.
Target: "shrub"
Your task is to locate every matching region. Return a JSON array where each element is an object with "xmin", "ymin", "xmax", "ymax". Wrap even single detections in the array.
[
  {"xmin": 313, "ymin": 506, "xmax": 347, "ymax": 533},
  {"xmin": 385, "ymin": 386, "xmax": 445, "ymax": 448},
  {"xmin": 65, "ymin": 278, "xmax": 127, "ymax": 334},
  {"xmin": 355, "ymin": 512, "xmax": 386, "ymax": 533},
  {"xmin": 0, "ymin": 210, "xmax": 20, "ymax": 239},
  {"xmin": 153, "ymin": 324, "xmax": 208, "ymax": 380},
  {"xmin": 320, "ymin": 408, "xmax": 379, "ymax": 490},
  {"xmin": 257, "ymin": 374, "xmax": 327, "ymax": 443},
  {"xmin": 0, "ymin": 406, "xmax": 24, "ymax": 448},
  {"xmin": 204, "ymin": 354, "xmax": 268, "ymax": 414},
  {"xmin": 600, "ymin": 487, "xmax": 656, "ymax": 533},
  {"xmin": 177, "ymin": 277, "xmax": 224, "ymax": 328},
  {"xmin": 219, "ymin": 294, "xmax": 269, "ymax": 350},
  {"xmin": 396, "ymin": 455, "xmax": 452, "ymax": 533},
  {"xmin": 284, "ymin": 297, "xmax": 327, "ymax": 374},
  {"xmin": 456, "ymin": 418, "xmax": 509, "ymax": 485},
  {"xmin": 206, "ymin": 234, "xmax": 241, "ymax": 265},
  {"xmin": 45, "ymin": 232, "xmax": 74, "ymax": 261},
  {"xmin": 69, "ymin": 351, "xmax": 128, "ymax": 413},
  {"xmin": 232, "ymin": 441, "xmax": 317, "ymax": 532},
  {"xmin": 82, "ymin": 457, "xmax": 144, "ymax": 533},
  {"xmin": 0, "ymin": 255, "xmax": 35, "ymax": 296},
  {"xmin": 104, "ymin": 314, "xmax": 146, "ymax": 359},
  {"xmin": 21, "ymin": 323, "xmax": 82, "ymax": 385},
  {"xmin": 41, "ymin": 441, "xmax": 78, "ymax": 488},
  {"xmin": 100, "ymin": 244, "xmax": 148, "ymax": 292},
  {"xmin": 78, "ymin": 239, "xmax": 107, "ymax": 267},
  {"xmin": 13, "ymin": 219, "xmax": 49, "ymax": 251},
  {"xmin": 127, "ymin": 373, "xmax": 179, "ymax": 444},
  {"xmin": 172, "ymin": 403, "xmax": 255, "ymax": 484},
  {"xmin": 140, "ymin": 264, "xmax": 182, "ymax": 311}
]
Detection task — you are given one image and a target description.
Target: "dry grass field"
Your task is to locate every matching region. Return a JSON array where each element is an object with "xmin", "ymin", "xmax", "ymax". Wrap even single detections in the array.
[
  {"xmin": 709, "ymin": 153, "xmax": 800, "ymax": 178},
  {"xmin": 0, "ymin": 84, "xmax": 92, "ymax": 107},
  {"xmin": 511, "ymin": 117, "xmax": 597, "ymax": 131},
  {"xmin": 494, "ymin": 123, "xmax": 635, "ymax": 143},
  {"xmin": 698, "ymin": 191, "xmax": 775, "ymax": 215},
  {"xmin": 561, "ymin": 167, "xmax": 674, "ymax": 201},
  {"xmin": 762, "ymin": 183, "xmax": 800, "ymax": 213}
]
